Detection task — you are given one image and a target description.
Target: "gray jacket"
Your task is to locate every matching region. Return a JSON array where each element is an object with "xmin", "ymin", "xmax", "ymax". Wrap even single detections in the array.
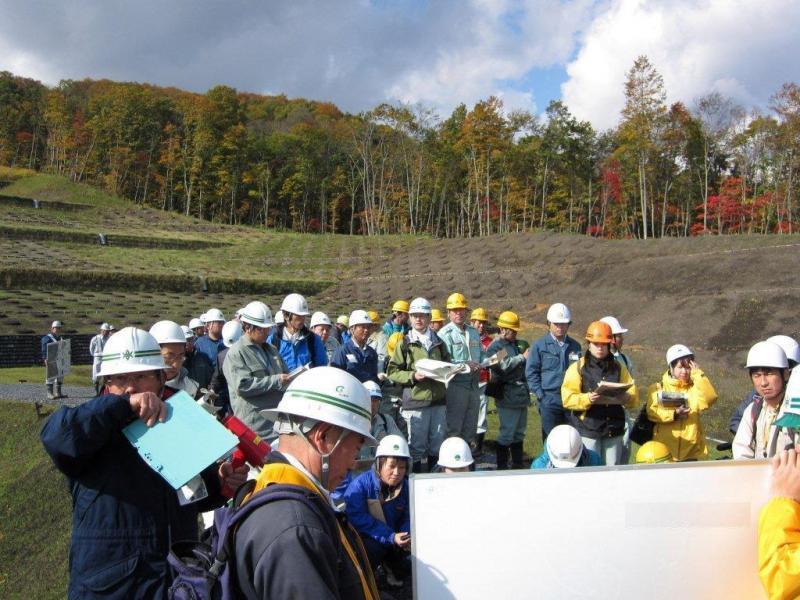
[
  {"xmin": 223, "ymin": 336, "xmax": 287, "ymax": 439},
  {"xmin": 488, "ymin": 337, "xmax": 530, "ymax": 409},
  {"xmin": 165, "ymin": 367, "xmax": 200, "ymax": 398}
]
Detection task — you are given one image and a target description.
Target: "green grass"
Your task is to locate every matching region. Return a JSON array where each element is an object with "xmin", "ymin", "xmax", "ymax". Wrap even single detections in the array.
[
  {"xmin": 0, "ymin": 402, "xmax": 70, "ymax": 599},
  {"xmin": 0, "ymin": 365, "xmax": 92, "ymax": 386}
]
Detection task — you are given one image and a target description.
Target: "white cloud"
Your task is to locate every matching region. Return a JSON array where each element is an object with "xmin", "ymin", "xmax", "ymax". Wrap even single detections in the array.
[{"xmin": 562, "ymin": 0, "xmax": 800, "ymax": 130}]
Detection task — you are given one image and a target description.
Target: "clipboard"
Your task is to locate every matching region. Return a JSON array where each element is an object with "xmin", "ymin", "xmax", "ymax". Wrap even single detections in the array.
[{"xmin": 123, "ymin": 390, "xmax": 239, "ymax": 489}]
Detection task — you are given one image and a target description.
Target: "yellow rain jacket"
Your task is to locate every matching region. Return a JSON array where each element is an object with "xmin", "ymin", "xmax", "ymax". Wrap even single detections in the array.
[
  {"xmin": 646, "ymin": 369, "xmax": 717, "ymax": 462},
  {"xmin": 759, "ymin": 497, "xmax": 800, "ymax": 600}
]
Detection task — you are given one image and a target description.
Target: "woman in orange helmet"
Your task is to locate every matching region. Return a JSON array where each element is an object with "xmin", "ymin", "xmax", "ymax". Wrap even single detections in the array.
[{"xmin": 561, "ymin": 321, "xmax": 638, "ymax": 465}]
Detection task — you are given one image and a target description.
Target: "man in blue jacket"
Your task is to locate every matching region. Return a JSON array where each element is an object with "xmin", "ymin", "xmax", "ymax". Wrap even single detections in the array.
[
  {"xmin": 330, "ymin": 310, "xmax": 379, "ymax": 383},
  {"xmin": 525, "ymin": 303, "xmax": 581, "ymax": 442},
  {"xmin": 193, "ymin": 307, "xmax": 226, "ymax": 380},
  {"xmin": 40, "ymin": 327, "xmax": 246, "ymax": 600},
  {"xmin": 267, "ymin": 293, "xmax": 327, "ymax": 370}
]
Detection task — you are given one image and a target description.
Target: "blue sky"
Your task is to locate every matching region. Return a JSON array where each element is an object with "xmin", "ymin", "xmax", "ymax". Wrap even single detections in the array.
[{"xmin": 1, "ymin": 0, "xmax": 798, "ymax": 130}]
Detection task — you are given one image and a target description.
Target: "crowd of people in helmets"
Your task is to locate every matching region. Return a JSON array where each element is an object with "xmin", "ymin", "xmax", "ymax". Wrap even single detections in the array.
[{"xmin": 38, "ymin": 290, "xmax": 800, "ymax": 599}]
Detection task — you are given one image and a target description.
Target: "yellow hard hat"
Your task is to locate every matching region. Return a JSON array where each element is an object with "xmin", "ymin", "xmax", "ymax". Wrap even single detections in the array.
[
  {"xmin": 470, "ymin": 307, "xmax": 488, "ymax": 322},
  {"xmin": 497, "ymin": 311, "xmax": 520, "ymax": 332},
  {"xmin": 391, "ymin": 299, "xmax": 410, "ymax": 313},
  {"xmin": 336, "ymin": 315, "xmax": 349, "ymax": 327},
  {"xmin": 387, "ymin": 331, "xmax": 405, "ymax": 356},
  {"xmin": 635, "ymin": 441, "xmax": 672, "ymax": 464},
  {"xmin": 367, "ymin": 310, "xmax": 380, "ymax": 324},
  {"xmin": 430, "ymin": 309, "xmax": 444, "ymax": 323},
  {"xmin": 446, "ymin": 293, "xmax": 468, "ymax": 310}
]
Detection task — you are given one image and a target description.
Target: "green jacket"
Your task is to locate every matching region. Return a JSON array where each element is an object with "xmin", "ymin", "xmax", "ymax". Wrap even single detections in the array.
[
  {"xmin": 487, "ymin": 337, "xmax": 530, "ymax": 409},
  {"xmin": 438, "ymin": 321, "xmax": 484, "ymax": 384},
  {"xmin": 387, "ymin": 331, "xmax": 450, "ymax": 408},
  {"xmin": 223, "ymin": 335, "xmax": 287, "ymax": 438}
]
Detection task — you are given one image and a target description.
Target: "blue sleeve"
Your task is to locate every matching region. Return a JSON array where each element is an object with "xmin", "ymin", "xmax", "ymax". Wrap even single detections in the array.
[
  {"xmin": 530, "ymin": 452, "xmax": 549, "ymax": 469},
  {"xmin": 312, "ymin": 334, "xmax": 328, "ymax": 367},
  {"xmin": 343, "ymin": 473, "xmax": 395, "ymax": 547},
  {"xmin": 526, "ymin": 340, "xmax": 544, "ymax": 399},
  {"xmin": 40, "ymin": 393, "xmax": 134, "ymax": 478},
  {"xmin": 329, "ymin": 345, "xmax": 347, "ymax": 370},
  {"xmin": 586, "ymin": 449, "xmax": 603, "ymax": 466},
  {"xmin": 40, "ymin": 336, "xmax": 48, "ymax": 361}
]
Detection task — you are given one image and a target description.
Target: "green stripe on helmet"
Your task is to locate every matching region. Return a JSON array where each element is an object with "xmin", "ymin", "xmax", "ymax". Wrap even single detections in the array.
[
  {"xmin": 242, "ymin": 312, "xmax": 269, "ymax": 324},
  {"xmin": 101, "ymin": 349, "xmax": 162, "ymax": 362},
  {"xmin": 286, "ymin": 389, "xmax": 372, "ymax": 421}
]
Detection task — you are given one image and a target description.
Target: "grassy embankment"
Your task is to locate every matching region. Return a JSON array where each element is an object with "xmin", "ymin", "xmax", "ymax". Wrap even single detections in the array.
[{"xmin": 0, "ymin": 402, "xmax": 69, "ymax": 599}]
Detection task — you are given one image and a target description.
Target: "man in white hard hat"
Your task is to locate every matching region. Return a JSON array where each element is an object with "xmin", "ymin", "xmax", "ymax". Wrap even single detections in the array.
[
  {"xmin": 730, "ymin": 334, "xmax": 800, "ymax": 436},
  {"xmin": 233, "ymin": 367, "xmax": 379, "ymax": 599},
  {"xmin": 530, "ymin": 424, "xmax": 602, "ymax": 469},
  {"xmin": 193, "ymin": 308, "xmax": 226, "ymax": 387},
  {"xmin": 89, "ymin": 322, "xmax": 113, "ymax": 394},
  {"xmin": 267, "ymin": 293, "xmax": 328, "ymax": 370},
  {"xmin": 733, "ymin": 341, "xmax": 794, "ymax": 459},
  {"xmin": 600, "ymin": 315, "xmax": 633, "ymax": 462},
  {"xmin": 189, "ymin": 317, "xmax": 205, "ymax": 339},
  {"xmin": 310, "ymin": 311, "xmax": 340, "ymax": 362},
  {"xmin": 41, "ymin": 320, "xmax": 65, "ymax": 400},
  {"xmin": 150, "ymin": 320, "xmax": 200, "ymax": 398},
  {"xmin": 330, "ymin": 310, "xmax": 379, "ymax": 383},
  {"xmin": 40, "ymin": 327, "xmax": 247, "ymax": 598},
  {"xmin": 525, "ymin": 302, "xmax": 581, "ymax": 442},
  {"xmin": 224, "ymin": 301, "xmax": 289, "ymax": 442}
]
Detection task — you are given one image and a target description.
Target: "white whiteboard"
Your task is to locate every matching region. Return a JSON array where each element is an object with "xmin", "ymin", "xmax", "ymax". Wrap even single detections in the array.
[{"xmin": 410, "ymin": 461, "xmax": 771, "ymax": 599}]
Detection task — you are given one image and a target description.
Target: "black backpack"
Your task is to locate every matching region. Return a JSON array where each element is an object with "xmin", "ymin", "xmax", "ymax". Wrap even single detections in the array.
[{"xmin": 167, "ymin": 480, "xmax": 335, "ymax": 600}]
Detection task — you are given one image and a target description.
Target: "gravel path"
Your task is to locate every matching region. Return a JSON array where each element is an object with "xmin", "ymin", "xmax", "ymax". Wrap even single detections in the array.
[{"xmin": 0, "ymin": 383, "xmax": 95, "ymax": 406}]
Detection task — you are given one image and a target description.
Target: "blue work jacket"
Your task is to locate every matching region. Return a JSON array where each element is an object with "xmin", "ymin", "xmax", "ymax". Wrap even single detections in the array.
[
  {"xmin": 344, "ymin": 469, "xmax": 410, "ymax": 548},
  {"xmin": 194, "ymin": 335, "xmax": 225, "ymax": 370},
  {"xmin": 525, "ymin": 333, "xmax": 581, "ymax": 406},
  {"xmin": 267, "ymin": 325, "xmax": 328, "ymax": 371},
  {"xmin": 330, "ymin": 338, "xmax": 379, "ymax": 383},
  {"xmin": 40, "ymin": 392, "xmax": 224, "ymax": 599}
]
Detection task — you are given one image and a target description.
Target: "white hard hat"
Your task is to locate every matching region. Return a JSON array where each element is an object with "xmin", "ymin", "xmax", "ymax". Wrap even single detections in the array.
[
  {"xmin": 261, "ymin": 367, "xmax": 375, "ymax": 441},
  {"xmin": 199, "ymin": 312, "xmax": 208, "ymax": 324},
  {"xmin": 180, "ymin": 325, "xmax": 194, "ymax": 340},
  {"xmin": 239, "ymin": 301, "xmax": 275, "ymax": 328},
  {"xmin": 363, "ymin": 380, "xmax": 382, "ymax": 398},
  {"xmin": 100, "ymin": 322, "xmax": 112, "ymax": 331},
  {"xmin": 600, "ymin": 316, "xmax": 628, "ymax": 335},
  {"xmin": 222, "ymin": 320, "xmax": 243, "ymax": 348},
  {"xmin": 51, "ymin": 320, "xmax": 63, "ymax": 328},
  {"xmin": 438, "ymin": 437, "xmax": 474, "ymax": 469},
  {"xmin": 280, "ymin": 293, "xmax": 310, "ymax": 316},
  {"xmin": 310, "ymin": 312, "xmax": 332, "ymax": 329},
  {"xmin": 767, "ymin": 335, "xmax": 800, "ymax": 365},
  {"xmin": 205, "ymin": 308, "xmax": 225, "ymax": 323},
  {"xmin": 349, "ymin": 310, "xmax": 373, "ymax": 327},
  {"xmin": 98, "ymin": 327, "xmax": 168, "ymax": 377},
  {"xmin": 275, "ymin": 310, "xmax": 284, "ymax": 324},
  {"xmin": 149, "ymin": 320, "xmax": 187, "ymax": 345},
  {"xmin": 546, "ymin": 303, "xmax": 571, "ymax": 324},
  {"xmin": 189, "ymin": 317, "xmax": 204, "ymax": 329},
  {"xmin": 409, "ymin": 297, "xmax": 432, "ymax": 315},
  {"xmin": 546, "ymin": 424, "xmax": 584, "ymax": 468},
  {"xmin": 666, "ymin": 344, "xmax": 694, "ymax": 366},
  {"xmin": 746, "ymin": 341, "xmax": 788, "ymax": 370},
  {"xmin": 375, "ymin": 434, "xmax": 411, "ymax": 459}
]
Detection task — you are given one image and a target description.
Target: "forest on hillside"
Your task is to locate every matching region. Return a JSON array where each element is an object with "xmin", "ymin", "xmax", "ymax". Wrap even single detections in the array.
[{"xmin": 1, "ymin": 56, "xmax": 799, "ymax": 238}]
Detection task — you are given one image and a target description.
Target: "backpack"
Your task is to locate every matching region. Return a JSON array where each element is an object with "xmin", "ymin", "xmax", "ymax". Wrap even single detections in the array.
[
  {"xmin": 629, "ymin": 403, "xmax": 654, "ymax": 446},
  {"xmin": 167, "ymin": 480, "xmax": 336, "ymax": 600}
]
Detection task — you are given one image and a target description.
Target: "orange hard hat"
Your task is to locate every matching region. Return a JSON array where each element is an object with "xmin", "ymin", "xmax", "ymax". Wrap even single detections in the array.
[{"xmin": 585, "ymin": 321, "xmax": 613, "ymax": 344}]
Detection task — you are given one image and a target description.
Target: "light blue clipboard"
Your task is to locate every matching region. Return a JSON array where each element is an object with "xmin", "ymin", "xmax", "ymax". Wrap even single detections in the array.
[{"xmin": 123, "ymin": 390, "xmax": 239, "ymax": 489}]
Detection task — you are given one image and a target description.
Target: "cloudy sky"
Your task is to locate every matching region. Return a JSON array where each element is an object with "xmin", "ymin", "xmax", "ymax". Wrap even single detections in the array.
[{"xmin": 1, "ymin": 0, "xmax": 798, "ymax": 130}]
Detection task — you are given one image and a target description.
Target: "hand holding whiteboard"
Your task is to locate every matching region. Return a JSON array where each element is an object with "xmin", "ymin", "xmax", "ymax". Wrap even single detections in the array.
[{"xmin": 123, "ymin": 390, "xmax": 238, "ymax": 489}]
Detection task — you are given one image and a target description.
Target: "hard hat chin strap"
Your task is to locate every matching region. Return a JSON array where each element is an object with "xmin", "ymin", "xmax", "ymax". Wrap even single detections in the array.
[{"xmin": 291, "ymin": 420, "xmax": 349, "ymax": 490}]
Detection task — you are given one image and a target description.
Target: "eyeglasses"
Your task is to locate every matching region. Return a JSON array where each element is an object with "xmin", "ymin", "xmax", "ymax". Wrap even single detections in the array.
[
  {"xmin": 106, "ymin": 371, "xmax": 161, "ymax": 387},
  {"xmin": 161, "ymin": 352, "xmax": 186, "ymax": 362}
]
